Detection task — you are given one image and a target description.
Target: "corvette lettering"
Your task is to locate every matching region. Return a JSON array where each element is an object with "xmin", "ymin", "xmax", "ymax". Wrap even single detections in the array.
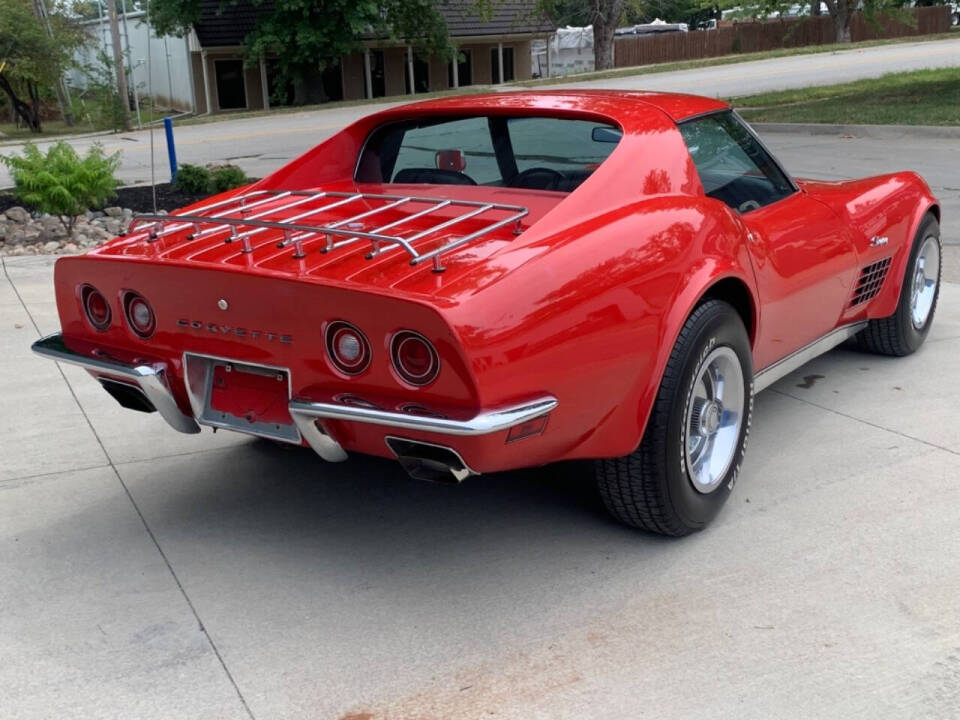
[{"xmin": 177, "ymin": 318, "xmax": 292, "ymax": 344}]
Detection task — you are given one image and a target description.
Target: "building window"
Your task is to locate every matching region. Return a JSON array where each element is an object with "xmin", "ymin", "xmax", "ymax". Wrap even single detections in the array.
[
  {"xmin": 363, "ymin": 50, "xmax": 386, "ymax": 98},
  {"xmin": 448, "ymin": 49, "xmax": 472, "ymax": 87},
  {"xmin": 404, "ymin": 54, "xmax": 430, "ymax": 94},
  {"xmin": 214, "ymin": 59, "xmax": 247, "ymax": 110},
  {"xmin": 491, "ymin": 46, "xmax": 514, "ymax": 83}
]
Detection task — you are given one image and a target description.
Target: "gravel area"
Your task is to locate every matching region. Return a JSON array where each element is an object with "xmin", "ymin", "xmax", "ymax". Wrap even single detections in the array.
[
  {"xmin": 0, "ymin": 183, "xmax": 210, "ymax": 257},
  {"xmin": 0, "ymin": 206, "xmax": 132, "ymax": 256}
]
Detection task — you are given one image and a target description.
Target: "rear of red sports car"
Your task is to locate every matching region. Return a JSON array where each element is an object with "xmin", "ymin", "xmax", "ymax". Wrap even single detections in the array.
[{"xmin": 41, "ymin": 188, "xmax": 563, "ymax": 481}]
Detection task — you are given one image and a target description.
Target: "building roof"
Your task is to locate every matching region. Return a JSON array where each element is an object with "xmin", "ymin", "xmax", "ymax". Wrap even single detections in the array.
[
  {"xmin": 194, "ymin": 0, "xmax": 273, "ymax": 48},
  {"xmin": 193, "ymin": 0, "xmax": 552, "ymax": 48},
  {"xmin": 441, "ymin": 0, "xmax": 553, "ymax": 37}
]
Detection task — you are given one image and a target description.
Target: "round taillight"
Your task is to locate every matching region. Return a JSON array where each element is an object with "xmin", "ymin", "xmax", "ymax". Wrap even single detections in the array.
[
  {"xmin": 81, "ymin": 285, "xmax": 111, "ymax": 331},
  {"xmin": 326, "ymin": 321, "xmax": 371, "ymax": 375},
  {"xmin": 123, "ymin": 292, "xmax": 156, "ymax": 338},
  {"xmin": 391, "ymin": 331, "xmax": 439, "ymax": 386}
]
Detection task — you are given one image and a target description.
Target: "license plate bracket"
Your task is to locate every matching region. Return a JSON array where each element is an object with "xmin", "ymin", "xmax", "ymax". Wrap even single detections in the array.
[{"xmin": 183, "ymin": 353, "xmax": 300, "ymax": 444}]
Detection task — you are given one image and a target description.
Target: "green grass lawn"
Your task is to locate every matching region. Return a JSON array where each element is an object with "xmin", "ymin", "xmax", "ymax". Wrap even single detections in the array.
[
  {"xmin": 0, "ymin": 105, "xmax": 175, "ymax": 141},
  {"xmin": 734, "ymin": 67, "xmax": 960, "ymax": 125}
]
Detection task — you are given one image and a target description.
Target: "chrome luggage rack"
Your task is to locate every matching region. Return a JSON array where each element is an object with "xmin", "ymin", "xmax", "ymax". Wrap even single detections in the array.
[{"xmin": 126, "ymin": 189, "xmax": 529, "ymax": 272}]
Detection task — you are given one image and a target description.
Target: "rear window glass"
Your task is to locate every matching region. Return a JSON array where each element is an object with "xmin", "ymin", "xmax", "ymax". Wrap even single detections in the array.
[
  {"xmin": 356, "ymin": 115, "xmax": 621, "ymax": 192},
  {"xmin": 508, "ymin": 117, "xmax": 619, "ymax": 175}
]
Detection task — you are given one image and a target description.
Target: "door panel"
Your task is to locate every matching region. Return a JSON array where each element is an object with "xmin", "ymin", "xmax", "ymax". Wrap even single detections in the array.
[{"xmin": 743, "ymin": 193, "xmax": 859, "ymax": 370}]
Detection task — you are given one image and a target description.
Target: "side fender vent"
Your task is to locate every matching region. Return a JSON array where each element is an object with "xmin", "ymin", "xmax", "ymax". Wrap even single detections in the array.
[{"xmin": 850, "ymin": 257, "xmax": 892, "ymax": 307}]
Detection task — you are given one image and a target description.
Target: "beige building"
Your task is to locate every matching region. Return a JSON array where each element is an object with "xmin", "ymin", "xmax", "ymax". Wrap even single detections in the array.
[{"xmin": 188, "ymin": 0, "xmax": 554, "ymax": 114}]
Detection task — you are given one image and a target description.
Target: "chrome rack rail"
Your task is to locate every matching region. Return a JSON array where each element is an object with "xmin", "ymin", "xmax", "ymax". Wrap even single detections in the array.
[{"xmin": 127, "ymin": 191, "xmax": 529, "ymax": 272}]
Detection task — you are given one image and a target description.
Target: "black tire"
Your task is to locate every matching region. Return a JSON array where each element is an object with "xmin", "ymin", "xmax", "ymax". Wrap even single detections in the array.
[
  {"xmin": 595, "ymin": 300, "xmax": 753, "ymax": 536},
  {"xmin": 857, "ymin": 214, "xmax": 941, "ymax": 357}
]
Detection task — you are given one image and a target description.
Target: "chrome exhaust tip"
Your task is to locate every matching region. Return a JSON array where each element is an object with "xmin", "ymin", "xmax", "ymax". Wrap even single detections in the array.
[{"xmin": 385, "ymin": 437, "xmax": 476, "ymax": 484}]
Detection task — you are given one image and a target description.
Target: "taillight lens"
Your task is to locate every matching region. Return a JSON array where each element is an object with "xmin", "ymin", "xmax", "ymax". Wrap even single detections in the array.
[
  {"xmin": 123, "ymin": 292, "xmax": 156, "ymax": 338},
  {"xmin": 391, "ymin": 331, "xmax": 439, "ymax": 386},
  {"xmin": 81, "ymin": 285, "xmax": 111, "ymax": 331},
  {"xmin": 326, "ymin": 321, "xmax": 371, "ymax": 375}
]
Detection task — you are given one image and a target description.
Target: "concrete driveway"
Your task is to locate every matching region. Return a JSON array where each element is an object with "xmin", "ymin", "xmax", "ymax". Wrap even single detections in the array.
[{"xmin": 3, "ymin": 251, "xmax": 960, "ymax": 717}]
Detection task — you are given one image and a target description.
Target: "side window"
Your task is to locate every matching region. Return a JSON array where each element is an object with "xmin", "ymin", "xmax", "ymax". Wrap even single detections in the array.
[
  {"xmin": 391, "ymin": 117, "xmax": 501, "ymax": 185},
  {"xmin": 679, "ymin": 112, "xmax": 794, "ymax": 213}
]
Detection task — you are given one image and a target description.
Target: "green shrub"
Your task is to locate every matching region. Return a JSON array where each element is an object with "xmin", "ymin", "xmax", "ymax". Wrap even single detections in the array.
[
  {"xmin": 175, "ymin": 163, "xmax": 248, "ymax": 195},
  {"xmin": 0, "ymin": 141, "xmax": 120, "ymax": 237},
  {"xmin": 174, "ymin": 163, "xmax": 212, "ymax": 194},
  {"xmin": 209, "ymin": 164, "xmax": 248, "ymax": 193}
]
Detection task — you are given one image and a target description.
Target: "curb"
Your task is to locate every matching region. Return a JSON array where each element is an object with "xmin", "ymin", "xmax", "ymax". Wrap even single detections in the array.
[
  {"xmin": 751, "ymin": 122, "xmax": 960, "ymax": 139},
  {"xmin": 0, "ymin": 127, "xmax": 126, "ymax": 148}
]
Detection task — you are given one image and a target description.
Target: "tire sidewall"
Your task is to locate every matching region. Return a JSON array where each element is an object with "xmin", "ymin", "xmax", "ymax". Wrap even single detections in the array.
[
  {"xmin": 665, "ymin": 304, "xmax": 753, "ymax": 530},
  {"xmin": 896, "ymin": 216, "xmax": 941, "ymax": 352}
]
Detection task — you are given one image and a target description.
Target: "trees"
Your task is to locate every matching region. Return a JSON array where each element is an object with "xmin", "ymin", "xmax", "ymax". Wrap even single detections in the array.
[
  {"xmin": 0, "ymin": 0, "xmax": 82, "ymax": 132},
  {"xmin": 148, "ymin": 0, "xmax": 455, "ymax": 101},
  {"xmin": 591, "ymin": 0, "xmax": 626, "ymax": 69},
  {"xmin": 707, "ymin": 0, "xmax": 912, "ymax": 45}
]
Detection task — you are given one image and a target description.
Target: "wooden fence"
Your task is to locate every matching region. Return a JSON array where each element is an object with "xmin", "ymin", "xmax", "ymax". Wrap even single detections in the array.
[{"xmin": 613, "ymin": 6, "xmax": 952, "ymax": 68}]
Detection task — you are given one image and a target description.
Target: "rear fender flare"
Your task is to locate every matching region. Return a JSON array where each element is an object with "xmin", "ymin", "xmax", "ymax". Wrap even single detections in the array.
[{"xmin": 601, "ymin": 207, "xmax": 759, "ymax": 453}]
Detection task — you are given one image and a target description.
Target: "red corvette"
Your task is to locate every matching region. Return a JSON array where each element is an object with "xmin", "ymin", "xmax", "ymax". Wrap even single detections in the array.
[{"xmin": 33, "ymin": 91, "xmax": 942, "ymax": 535}]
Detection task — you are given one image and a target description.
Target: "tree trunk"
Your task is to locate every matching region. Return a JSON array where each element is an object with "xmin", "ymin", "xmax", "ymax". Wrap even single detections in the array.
[
  {"xmin": 0, "ymin": 74, "xmax": 42, "ymax": 132},
  {"xmin": 592, "ymin": 0, "xmax": 624, "ymax": 71},
  {"xmin": 30, "ymin": 0, "xmax": 74, "ymax": 126},
  {"xmin": 826, "ymin": 0, "xmax": 853, "ymax": 42},
  {"xmin": 105, "ymin": 0, "xmax": 131, "ymax": 130}
]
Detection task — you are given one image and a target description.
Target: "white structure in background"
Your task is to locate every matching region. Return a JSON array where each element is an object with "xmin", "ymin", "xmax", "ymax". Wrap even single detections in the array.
[
  {"xmin": 616, "ymin": 19, "xmax": 689, "ymax": 35},
  {"xmin": 532, "ymin": 25, "xmax": 594, "ymax": 78},
  {"xmin": 70, "ymin": 10, "xmax": 195, "ymax": 115}
]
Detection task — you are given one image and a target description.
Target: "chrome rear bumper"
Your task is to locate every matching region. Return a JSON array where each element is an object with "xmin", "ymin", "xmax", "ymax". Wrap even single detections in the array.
[
  {"xmin": 287, "ymin": 396, "xmax": 558, "ymax": 463},
  {"xmin": 31, "ymin": 334, "xmax": 201, "ymax": 434},
  {"xmin": 32, "ymin": 333, "xmax": 557, "ymax": 467}
]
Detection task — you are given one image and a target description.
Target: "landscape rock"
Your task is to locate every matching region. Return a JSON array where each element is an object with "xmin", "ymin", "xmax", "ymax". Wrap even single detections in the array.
[
  {"xmin": 0, "ymin": 206, "xmax": 142, "ymax": 257},
  {"xmin": 5, "ymin": 207, "xmax": 30, "ymax": 223}
]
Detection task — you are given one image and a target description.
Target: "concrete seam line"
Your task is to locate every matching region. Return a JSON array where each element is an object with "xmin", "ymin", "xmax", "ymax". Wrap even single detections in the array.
[
  {"xmin": 770, "ymin": 387, "xmax": 960, "ymax": 457},
  {"xmin": 752, "ymin": 123, "xmax": 960, "ymax": 139},
  {"xmin": 0, "ymin": 463, "xmax": 114, "ymax": 487},
  {"xmin": 1, "ymin": 256, "xmax": 258, "ymax": 720}
]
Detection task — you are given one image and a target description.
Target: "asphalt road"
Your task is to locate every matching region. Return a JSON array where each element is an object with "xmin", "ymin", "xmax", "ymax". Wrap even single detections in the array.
[
  {"xmin": 0, "ymin": 36, "xmax": 958, "ymax": 189},
  {"xmin": 3, "ymin": 255, "xmax": 960, "ymax": 719}
]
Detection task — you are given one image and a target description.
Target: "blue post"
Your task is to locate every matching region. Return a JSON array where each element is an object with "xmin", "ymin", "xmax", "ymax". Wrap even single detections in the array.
[{"xmin": 163, "ymin": 117, "xmax": 178, "ymax": 182}]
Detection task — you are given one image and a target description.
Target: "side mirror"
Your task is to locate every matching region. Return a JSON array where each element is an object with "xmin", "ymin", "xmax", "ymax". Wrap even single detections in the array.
[
  {"xmin": 591, "ymin": 126, "xmax": 622, "ymax": 144},
  {"xmin": 435, "ymin": 149, "xmax": 466, "ymax": 172}
]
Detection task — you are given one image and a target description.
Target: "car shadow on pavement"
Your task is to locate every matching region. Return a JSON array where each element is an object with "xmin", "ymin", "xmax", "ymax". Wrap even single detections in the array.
[{"xmin": 115, "ymin": 437, "xmax": 681, "ymax": 587}]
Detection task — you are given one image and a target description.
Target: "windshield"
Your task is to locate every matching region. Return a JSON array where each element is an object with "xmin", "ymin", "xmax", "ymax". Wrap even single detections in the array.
[{"xmin": 355, "ymin": 115, "xmax": 622, "ymax": 192}]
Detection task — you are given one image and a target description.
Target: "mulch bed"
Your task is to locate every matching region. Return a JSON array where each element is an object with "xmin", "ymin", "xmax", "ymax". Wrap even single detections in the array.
[{"xmin": 0, "ymin": 183, "xmax": 215, "ymax": 216}]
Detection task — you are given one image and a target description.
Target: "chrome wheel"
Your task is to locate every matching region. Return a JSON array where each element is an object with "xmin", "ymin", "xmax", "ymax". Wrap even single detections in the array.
[
  {"xmin": 684, "ymin": 346, "xmax": 746, "ymax": 494},
  {"xmin": 910, "ymin": 235, "xmax": 940, "ymax": 330}
]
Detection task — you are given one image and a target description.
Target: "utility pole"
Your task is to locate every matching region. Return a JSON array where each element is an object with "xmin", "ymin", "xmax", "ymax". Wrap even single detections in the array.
[
  {"xmin": 30, "ymin": 0, "xmax": 75, "ymax": 126},
  {"xmin": 105, "ymin": 0, "xmax": 131, "ymax": 131}
]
